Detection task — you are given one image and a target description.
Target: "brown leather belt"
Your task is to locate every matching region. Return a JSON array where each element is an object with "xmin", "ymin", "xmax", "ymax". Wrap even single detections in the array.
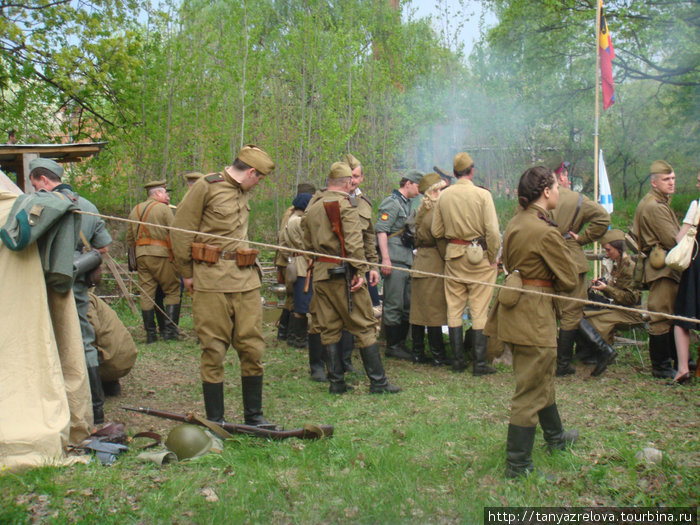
[
  {"xmin": 522, "ymin": 278, "xmax": 554, "ymax": 288},
  {"xmin": 221, "ymin": 250, "xmax": 238, "ymax": 261},
  {"xmin": 449, "ymin": 239, "xmax": 470, "ymax": 245},
  {"xmin": 317, "ymin": 256, "xmax": 341, "ymax": 264}
]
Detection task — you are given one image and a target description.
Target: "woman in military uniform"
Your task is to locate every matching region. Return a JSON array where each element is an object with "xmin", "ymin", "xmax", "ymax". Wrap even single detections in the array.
[
  {"xmin": 486, "ymin": 166, "xmax": 578, "ymax": 478},
  {"xmin": 580, "ymin": 229, "xmax": 643, "ymax": 376},
  {"xmin": 409, "ymin": 172, "xmax": 450, "ymax": 365}
]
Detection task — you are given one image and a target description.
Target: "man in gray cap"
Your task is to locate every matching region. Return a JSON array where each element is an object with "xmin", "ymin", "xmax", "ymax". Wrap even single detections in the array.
[
  {"xmin": 375, "ymin": 169, "xmax": 422, "ymax": 360},
  {"xmin": 126, "ymin": 179, "xmax": 181, "ymax": 343},
  {"xmin": 29, "ymin": 157, "xmax": 112, "ymax": 425}
]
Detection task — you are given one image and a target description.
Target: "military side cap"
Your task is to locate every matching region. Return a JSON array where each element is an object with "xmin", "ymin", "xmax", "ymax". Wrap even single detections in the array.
[
  {"xmin": 344, "ymin": 153, "xmax": 361, "ymax": 169},
  {"xmin": 238, "ymin": 144, "xmax": 275, "ymax": 175},
  {"xmin": 650, "ymin": 160, "xmax": 673, "ymax": 175},
  {"xmin": 403, "ymin": 169, "xmax": 424, "ymax": 184},
  {"xmin": 328, "ymin": 161, "xmax": 352, "ymax": 179},
  {"xmin": 297, "ymin": 182, "xmax": 316, "ymax": 195},
  {"xmin": 600, "ymin": 228, "xmax": 625, "ymax": 245},
  {"xmin": 28, "ymin": 158, "xmax": 63, "ymax": 178},
  {"xmin": 183, "ymin": 171, "xmax": 204, "ymax": 182},
  {"xmin": 144, "ymin": 179, "xmax": 167, "ymax": 190},
  {"xmin": 418, "ymin": 172, "xmax": 443, "ymax": 194},
  {"xmin": 453, "ymin": 152, "xmax": 474, "ymax": 172}
]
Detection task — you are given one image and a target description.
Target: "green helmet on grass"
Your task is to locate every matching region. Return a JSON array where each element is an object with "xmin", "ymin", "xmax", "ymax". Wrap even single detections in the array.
[{"xmin": 165, "ymin": 424, "xmax": 213, "ymax": 460}]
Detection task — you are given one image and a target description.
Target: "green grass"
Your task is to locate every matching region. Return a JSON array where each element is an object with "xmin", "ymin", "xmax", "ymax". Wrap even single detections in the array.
[{"xmin": 1, "ymin": 308, "xmax": 697, "ymax": 523}]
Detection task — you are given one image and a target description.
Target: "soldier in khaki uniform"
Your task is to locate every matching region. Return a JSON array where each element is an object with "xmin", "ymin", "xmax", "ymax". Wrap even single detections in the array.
[
  {"xmin": 302, "ymin": 162, "xmax": 399, "ymax": 394},
  {"xmin": 551, "ymin": 166, "xmax": 610, "ymax": 376},
  {"xmin": 274, "ymin": 182, "xmax": 316, "ymax": 342},
  {"xmin": 184, "ymin": 171, "xmax": 205, "ymax": 189},
  {"xmin": 171, "ymin": 145, "xmax": 275, "ymax": 426},
  {"xmin": 126, "ymin": 180, "xmax": 181, "ymax": 343},
  {"xmin": 580, "ymin": 229, "xmax": 642, "ymax": 376},
  {"xmin": 633, "ymin": 160, "xmax": 680, "ymax": 378},
  {"xmin": 431, "ymin": 152, "xmax": 500, "ymax": 375},
  {"xmin": 485, "ymin": 166, "xmax": 578, "ymax": 478},
  {"xmin": 409, "ymin": 172, "xmax": 450, "ymax": 365}
]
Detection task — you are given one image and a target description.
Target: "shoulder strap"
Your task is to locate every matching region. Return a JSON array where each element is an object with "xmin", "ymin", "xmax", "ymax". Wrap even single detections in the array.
[{"xmin": 136, "ymin": 201, "xmax": 159, "ymax": 239}]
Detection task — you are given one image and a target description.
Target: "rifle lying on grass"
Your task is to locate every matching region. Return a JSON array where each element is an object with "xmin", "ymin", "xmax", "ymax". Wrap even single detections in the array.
[{"xmin": 122, "ymin": 406, "xmax": 333, "ymax": 440}]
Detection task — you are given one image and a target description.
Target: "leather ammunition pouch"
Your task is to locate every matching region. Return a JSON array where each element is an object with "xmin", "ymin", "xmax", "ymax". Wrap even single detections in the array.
[
  {"xmin": 192, "ymin": 242, "xmax": 222, "ymax": 264},
  {"xmin": 236, "ymin": 248, "xmax": 259, "ymax": 267}
]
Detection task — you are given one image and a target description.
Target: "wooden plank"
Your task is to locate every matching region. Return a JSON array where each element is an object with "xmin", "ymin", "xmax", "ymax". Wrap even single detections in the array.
[{"xmin": 103, "ymin": 253, "xmax": 139, "ymax": 316}]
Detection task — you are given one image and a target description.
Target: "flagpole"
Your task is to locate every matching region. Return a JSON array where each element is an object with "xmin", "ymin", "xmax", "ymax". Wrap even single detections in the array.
[{"xmin": 594, "ymin": 0, "xmax": 602, "ymax": 278}]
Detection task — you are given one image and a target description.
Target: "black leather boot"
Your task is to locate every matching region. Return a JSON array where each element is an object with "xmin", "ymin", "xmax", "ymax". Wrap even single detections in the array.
[
  {"xmin": 649, "ymin": 333, "xmax": 676, "ymax": 379},
  {"xmin": 163, "ymin": 304, "xmax": 181, "ymax": 341},
  {"xmin": 427, "ymin": 326, "xmax": 451, "ymax": 366},
  {"xmin": 241, "ymin": 376, "xmax": 274, "ymax": 427},
  {"xmin": 555, "ymin": 329, "xmax": 577, "ymax": 376},
  {"xmin": 142, "ymin": 309, "xmax": 158, "ymax": 344},
  {"xmin": 155, "ymin": 287, "xmax": 166, "ymax": 338},
  {"xmin": 578, "ymin": 318, "xmax": 617, "ymax": 377},
  {"xmin": 155, "ymin": 308, "xmax": 166, "ymax": 339},
  {"xmin": 385, "ymin": 324, "xmax": 412, "ymax": 361},
  {"xmin": 411, "ymin": 324, "xmax": 431, "ymax": 364},
  {"xmin": 277, "ymin": 308, "xmax": 291, "ymax": 341},
  {"xmin": 504, "ymin": 424, "xmax": 537, "ymax": 478},
  {"xmin": 87, "ymin": 366, "xmax": 105, "ymax": 425},
  {"xmin": 538, "ymin": 403, "xmax": 579, "ymax": 452},
  {"xmin": 463, "ymin": 327, "xmax": 475, "ymax": 364},
  {"xmin": 102, "ymin": 379, "xmax": 121, "ymax": 397},
  {"xmin": 359, "ymin": 343, "xmax": 401, "ymax": 393},
  {"xmin": 340, "ymin": 330, "xmax": 356, "ymax": 373},
  {"xmin": 573, "ymin": 330, "xmax": 598, "ymax": 365},
  {"xmin": 325, "ymin": 342, "xmax": 351, "ymax": 393},
  {"xmin": 473, "ymin": 329, "xmax": 497, "ymax": 376},
  {"xmin": 308, "ymin": 333, "xmax": 327, "ymax": 382},
  {"xmin": 202, "ymin": 382, "xmax": 225, "ymax": 423},
  {"xmin": 449, "ymin": 326, "xmax": 466, "ymax": 372},
  {"xmin": 288, "ymin": 314, "xmax": 308, "ymax": 349}
]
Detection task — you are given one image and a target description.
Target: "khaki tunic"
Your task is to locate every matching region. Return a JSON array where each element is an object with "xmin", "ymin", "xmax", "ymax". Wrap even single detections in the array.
[
  {"xmin": 275, "ymin": 205, "xmax": 296, "ymax": 309},
  {"xmin": 409, "ymin": 202, "xmax": 447, "ymax": 326},
  {"xmin": 431, "ymin": 177, "xmax": 500, "ymax": 329},
  {"xmin": 551, "ymin": 187, "xmax": 610, "ymax": 330},
  {"xmin": 126, "ymin": 198, "xmax": 180, "ymax": 309},
  {"xmin": 633, "ymin": 188, "xmax": 680, "ymax": 333},
  {"xmin": 354, "ymin": 190, "xmax": 379, "ymax": 264},
  {"xmin": 584, "ymin": 256, "xmax": 644, "ymax": 343},
  {"xmin": 485, "ymin": 205, "xmax": 577, "ymax": 427},
  {"xmin": 88, "ymin": 292, "xmax": 138, "ymax": 381},
  {"xmin": 171, "ymin": 171, "xmax": 263, "ymax": 381},
  {"xmin": 301, "ymin": 189, "xmax": 375, "ymax": 347}
]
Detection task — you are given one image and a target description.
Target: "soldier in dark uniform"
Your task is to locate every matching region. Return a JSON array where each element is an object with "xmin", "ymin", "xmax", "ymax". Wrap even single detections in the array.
[
  {"xmin": 126, "ymin": 180, "xmax": 181, "ymax": 343},
  {"xmin": 551, "ymin": 164, "xmax": 610, "ymax": 376},
  {"xmin": 485, "ymin": 166, "xmax": 579, "ymax": 478},
  {"xmin": 633, "ymin": 160, "xmax": 680, "ymax": 378},
  {"xmin": 376, "ymin": 170, "xmax": 422, "ymax": 360},
  {"xmin": 29, "ymin": 158, "xmax": 112, "ymax": 425},
  {"xmin": 171, "ymin": 145, "xmax": 275, "ymax": 426},
  {"xmin": 302, "ymin": 162, "xmax": 400, "ymax": 394}
]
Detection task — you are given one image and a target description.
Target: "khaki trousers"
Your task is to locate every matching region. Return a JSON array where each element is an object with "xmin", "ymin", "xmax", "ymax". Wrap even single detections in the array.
[
  {"xmin": 444, "ymin": 254, "xmax": 497, "ymax": 329},
  {"xmin": 584, "ymin": 308, "xmax": 644, "ymax": 344},
  {"xmin": 193, "ymin": 289, "xmax": 264, "ymax": 383},
  {"xmin": 554, "ymin": 272, "xmax": 587, "ymax": 330},
  {"xmin": 511, "ymin": 344, "xmax": 556, "ymax": 427},
  {"xmin": 136, "ymin": 255, "xmax": 181, "ymax": 310},
  {"xmin": 647, "ymin": 277, "xmax": 679, "ymax": 335}
]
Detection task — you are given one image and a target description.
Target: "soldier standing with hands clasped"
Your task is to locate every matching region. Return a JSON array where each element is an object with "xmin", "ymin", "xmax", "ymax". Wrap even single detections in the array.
[{"xmin": 171, "ymin": 144, "xmax": 276, "ymax": 427}]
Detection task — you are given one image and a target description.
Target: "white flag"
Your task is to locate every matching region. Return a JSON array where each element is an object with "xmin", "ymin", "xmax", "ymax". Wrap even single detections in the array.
[{"xmin": 598, "ymin": 149, "xmax": 613, "ymax": 213}]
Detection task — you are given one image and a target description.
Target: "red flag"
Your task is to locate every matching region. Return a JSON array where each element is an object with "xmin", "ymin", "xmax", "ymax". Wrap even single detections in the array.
[{"xmin": 599, "ymin": 6, "xmax": 616, "ymax": 109}]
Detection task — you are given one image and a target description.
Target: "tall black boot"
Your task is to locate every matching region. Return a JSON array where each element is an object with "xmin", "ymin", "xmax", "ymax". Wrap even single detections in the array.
[
  {"xmin": 463, "ymin": 327, "xmax": 475, "ymax": 364},
  {"xmin": 427, "ymin": 326, "xmax": 451, "ymax": 366},
  {"xmin": 202, "ymin": 382, "xmax": 225, "ymax": 423},
  {"xmin": 473, "ymin": 330, "xmax": 497, "ymax": 376},
  {"xmin": 325, "ymin": 342, "xmax": 351, "ymax": 393},
  {"xmin": 538, "ymin": 403, "xmax": 579, "ymax": 452},
  {"xmin": 449, "ymin": 326, "xmax": 466, "ymax": 372},
  {"xmin": 155, "ymin": 308, "xmax": 166, "ymax": 339},
  {"xmin": 308, "ymin": 333, "xmax": 327, "ymax": 382},
  {"xmin": 155, "ymin": 287, "xmax": 166, "ymax": 338},
  {"xmin": 87, "ymin": 366, "xmax": 105, "ymax": 425},
  {"xmin": 504, "ymin": 424, "xmax": 536, "ymax": 478},
  {"xmin": 573, "ymin": 331, "xmax": 597, "ymax": 365},
  {"xmin": 648, "ymin": 333, "xmax": 675, "ymax": 379},
  {"xmin": 141, "ymin": 309, "xmax": 158, "ymax": 344},
  {"xmin": 102, "ymin": 379, "xmax": 121, "ymax": 397},
  {"xmin": 241, "ymin": 376, "xmax": 274, "ymax": 427},
  {"xmin": 385, "ymin": 324, "xmax": 412, "ymax": 361},
  {"xmin": 555, "ymin": 329, "xmax": 577, "ymax": 376},
  {"xmin": 163, "ymin": 304, "xmax": 181, "ymax": 341},
  {"xmin": 411, "ymin": 324, "xmax": 431, "ymax": 364},
  {"xmin": 340, "ymin": 330, "xmax": 356, "ymax": 373},
  {"xmin": 277, "ymin": 308, "xmax": 291, "ymax": 341},
  {"xmin": 359, "ymin": 343, "xmax": 401, "ymax": 394},
  {"xmin": 578, "ymin": 318, "xmax": 617, "ymax": 377},
  {"xmin": 288, "ymin": 314, "xmax": 308, "ymax": 349}
]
